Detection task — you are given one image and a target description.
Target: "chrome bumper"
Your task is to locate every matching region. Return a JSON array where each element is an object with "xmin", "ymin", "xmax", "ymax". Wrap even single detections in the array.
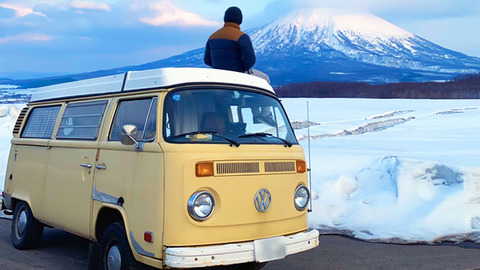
[{"xmin": 165, "ymin": 229, "xmax": 319, "ymax": 268}]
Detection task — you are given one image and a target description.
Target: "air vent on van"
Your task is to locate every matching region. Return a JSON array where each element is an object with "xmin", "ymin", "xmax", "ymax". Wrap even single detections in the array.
[
  {"xmin": 216, "ymin": 162, "xmax": 260, "ymax": 175},
  {"xmin": 264, "ymin": 161, "xmax": 296, "ymax": 173},
  {"xmin": 13, "ymin": 107, "xmax": 29, "ymax": 137},
  {"xmin": 214, "ymin": 160, "xmax": 297, "ymax": 176}
]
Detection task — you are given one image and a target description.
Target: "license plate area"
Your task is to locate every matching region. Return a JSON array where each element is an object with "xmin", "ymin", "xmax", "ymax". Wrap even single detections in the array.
[{"xmin": 254, "ymin": 236, "xmax": 287, "ymax": 263}]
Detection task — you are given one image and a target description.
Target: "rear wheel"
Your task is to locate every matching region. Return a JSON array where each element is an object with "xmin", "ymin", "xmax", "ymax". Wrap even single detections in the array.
[
  {"xmin": 11, "ymin": 201, "xmax": 44, "ymax": 249},
  {"xmin": 98, "ymin": 222, "xmax": 142, "ymax": 270}
]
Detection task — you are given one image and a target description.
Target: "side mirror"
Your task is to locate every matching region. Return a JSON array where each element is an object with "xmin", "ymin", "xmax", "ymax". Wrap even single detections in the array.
[{"xmin": 121, "ymin": 125, "xmax": 140, "ymax": 149}]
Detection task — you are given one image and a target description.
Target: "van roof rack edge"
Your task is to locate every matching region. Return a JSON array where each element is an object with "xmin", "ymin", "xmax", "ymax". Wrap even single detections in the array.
[{"xmin": 29, "ymin": 67, "xmax": 274, "ymax": 102}]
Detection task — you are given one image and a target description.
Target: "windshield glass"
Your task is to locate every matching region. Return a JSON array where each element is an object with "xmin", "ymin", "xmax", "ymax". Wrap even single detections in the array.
[{"xmin": 163, "ymin": 88, "xmax": 297, "ymax": 145}]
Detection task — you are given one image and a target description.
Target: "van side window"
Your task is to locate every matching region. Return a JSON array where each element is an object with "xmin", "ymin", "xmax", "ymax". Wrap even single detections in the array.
[
  {"xmin": 56, "ymin": 101, "xmax": 108, "ymax": 140},
  {"xmin": 21, "ymin": 106, "xmax": 61, "ymax": 139},
  {"xmin": 110, "ymin": 98, "xmax": 157, "ymax": 142}
]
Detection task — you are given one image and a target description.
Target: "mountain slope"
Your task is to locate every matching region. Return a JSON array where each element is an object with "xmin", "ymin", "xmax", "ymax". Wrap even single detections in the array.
[{"xmin": 249, "ymin": 9, "xmax": 480, "ymax": 78}]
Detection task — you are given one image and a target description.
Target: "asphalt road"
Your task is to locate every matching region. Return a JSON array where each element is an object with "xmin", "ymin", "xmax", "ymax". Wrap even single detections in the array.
[{"xmin": 1, "ymin": 217, "xmax": 480, "ymax": 270}]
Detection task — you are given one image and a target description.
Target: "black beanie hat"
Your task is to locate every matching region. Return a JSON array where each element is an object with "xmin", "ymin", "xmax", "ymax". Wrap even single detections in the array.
[{"xmin": 224, "ymin": 6, "xmax": 242, "ymax": 25}]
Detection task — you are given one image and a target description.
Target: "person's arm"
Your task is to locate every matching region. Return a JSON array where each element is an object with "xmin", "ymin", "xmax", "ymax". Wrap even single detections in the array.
[
  {"xmin": 238, "ymin": 34, "xmax": 256, "ymax": 71},
  {"xmin": 204, "ymin": 40, "xmax": 212, "ymax": 67}
]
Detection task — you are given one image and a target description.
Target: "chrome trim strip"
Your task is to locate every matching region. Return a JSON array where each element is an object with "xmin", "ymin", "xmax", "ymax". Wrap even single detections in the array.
[
  {"xmin": 130, "ymin": 231, "xmax": 155, "ymax": 258},
  {"xmin": 92, "ymin": 186, "xmax": 118, "ymax": 205}
]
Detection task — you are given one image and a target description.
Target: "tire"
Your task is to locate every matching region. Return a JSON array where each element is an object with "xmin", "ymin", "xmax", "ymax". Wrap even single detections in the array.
[
  {"xmin": 98, "ymin": 222, "xmax": 142, "ymax": 270},
  {"xmin": 11, "ymin": 201, "xmax": 44, "ymax": 250}
]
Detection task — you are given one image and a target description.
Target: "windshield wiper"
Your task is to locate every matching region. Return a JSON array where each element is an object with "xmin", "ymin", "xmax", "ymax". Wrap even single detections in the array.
[
  {"xmin": 172, "ymin": 131, "xmax": 240, "ymax": 147},
  {"xmin": 238, "ymin": 132, "xmax": 293, "ymax": 147}
]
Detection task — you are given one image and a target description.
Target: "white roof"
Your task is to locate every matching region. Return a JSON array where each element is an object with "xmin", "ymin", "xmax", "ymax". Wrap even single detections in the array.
[{"xmin": 30, "ymin": 68, "xmax": 274, "ymax": 102}]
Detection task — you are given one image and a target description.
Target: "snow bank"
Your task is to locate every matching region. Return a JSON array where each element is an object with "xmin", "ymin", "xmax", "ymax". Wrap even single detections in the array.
[
  {"xmin": 0, "ymin": 105, "xmax": 21, "ymax": 187},
  {"xmin": 310, "ymin": 156, "xmax": 480, "ymax": 243}
]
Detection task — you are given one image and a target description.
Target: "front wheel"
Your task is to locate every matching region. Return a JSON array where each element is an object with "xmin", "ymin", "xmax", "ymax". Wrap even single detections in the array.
[
  {"xmin": 98, "ymin": 222, "xmax": 142, "ymax": 270},
  {"xmin": 11, "ymin": 201, "xmax": 44, "ymax": 250}
]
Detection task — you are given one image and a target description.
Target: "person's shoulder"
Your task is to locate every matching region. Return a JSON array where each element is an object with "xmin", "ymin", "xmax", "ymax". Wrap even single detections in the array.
[{"xmin": 210, "ymin": 27, "xmax": 244, "ymax": 41}]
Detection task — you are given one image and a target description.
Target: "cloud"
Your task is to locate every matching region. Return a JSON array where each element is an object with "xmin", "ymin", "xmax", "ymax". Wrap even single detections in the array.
[
  {"xmin": 0, "ymin": 33, "xmax": 53, "ymax": 44},
  {"xmin": 132, "ymin": 0, "xmax": 220, "ymax": 27},
  {"xmin": 268, "ymin": 0, "xmax": 480, "ymax": 21},
  {"xmin": 69, "ymin": 1, "xmax": 111, "ymax": 12},
  {"xmin": 0, "ymin": 3, "xmax": 46, "ymax": 17}
]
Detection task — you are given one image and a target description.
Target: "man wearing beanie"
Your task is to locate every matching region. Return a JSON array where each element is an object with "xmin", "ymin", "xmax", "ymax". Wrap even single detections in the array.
[{"xmin": 204, "ymin": 6, "xmax": 256, "ymax": 72}]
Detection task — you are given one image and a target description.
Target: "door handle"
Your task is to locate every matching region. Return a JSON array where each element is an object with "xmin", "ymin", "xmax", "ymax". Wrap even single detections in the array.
[
  {"xmin": 80, "ymin": 163, "xmax": 92, "ymax": 169},
  {"xmin": 95, "ymin": 165, "xmax": 107, "ymax": 170}
]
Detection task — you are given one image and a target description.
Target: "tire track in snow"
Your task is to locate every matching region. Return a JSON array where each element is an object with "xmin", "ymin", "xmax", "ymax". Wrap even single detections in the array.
[
  {"xmin": 294, "ymin": 106, "xmax": 478, "ymax": 141},
  {"xmin": 298, "ymin": 117, "xmax": 416, "ymax": 140}
]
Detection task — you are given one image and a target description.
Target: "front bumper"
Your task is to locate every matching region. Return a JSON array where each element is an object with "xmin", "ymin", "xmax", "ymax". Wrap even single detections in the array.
[{"xmin": 165, "ymin": 229, "xmax": 319, "ymax": 268}]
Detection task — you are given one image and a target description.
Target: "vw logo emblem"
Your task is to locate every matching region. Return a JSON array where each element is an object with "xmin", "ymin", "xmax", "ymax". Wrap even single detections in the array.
[{"xmin": 254, "ymin": 188, "xmax": 271, "ymax": 212}]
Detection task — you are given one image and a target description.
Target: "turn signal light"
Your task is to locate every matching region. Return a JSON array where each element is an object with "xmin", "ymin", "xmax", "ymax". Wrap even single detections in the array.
[
  {"xmin": 144, "ymin": 231, "xmax": 154, "ymax": 243},
  {"xmin": 196, "ymin": 162, "xmax": 214, "ymax": 177},
  {"xmin": 296, "ymin": 160, "xmax": 307, "ymax": 173}
]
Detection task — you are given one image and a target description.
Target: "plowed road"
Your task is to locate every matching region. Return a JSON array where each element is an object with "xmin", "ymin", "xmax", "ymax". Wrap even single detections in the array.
[{"xmin": 1, "ymin": 218, "xmax": 480, "ymax": 269}]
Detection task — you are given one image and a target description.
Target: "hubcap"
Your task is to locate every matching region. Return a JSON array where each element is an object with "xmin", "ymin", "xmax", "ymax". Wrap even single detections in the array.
[
  {"xmin": 16, "ymin": 210, "xmax": 27, "ymax": 238},
  {"xmin": 106, "ymin": 244, "xmax": 122, "ymax": 270}
]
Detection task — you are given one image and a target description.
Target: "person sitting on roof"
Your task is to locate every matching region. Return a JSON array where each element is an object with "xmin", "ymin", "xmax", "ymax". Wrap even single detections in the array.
[
  {"xmin": 204, "ymin": 7, "xmax": 275, "ymax": 127},
  {"xmin": 204, "ymin": 6, "xmax": 255, "ymax": 73}
]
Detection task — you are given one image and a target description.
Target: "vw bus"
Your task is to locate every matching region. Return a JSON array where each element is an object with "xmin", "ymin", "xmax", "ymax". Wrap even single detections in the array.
[{"xmin": 2, "ymin": 68, "xmax": 318, "ymax": 269}]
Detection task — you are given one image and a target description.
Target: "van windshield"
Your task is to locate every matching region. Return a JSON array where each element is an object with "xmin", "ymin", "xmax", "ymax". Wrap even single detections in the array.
[{"xmin": 163, "ymin": 88, "xmax": 297, "ymax": 146}]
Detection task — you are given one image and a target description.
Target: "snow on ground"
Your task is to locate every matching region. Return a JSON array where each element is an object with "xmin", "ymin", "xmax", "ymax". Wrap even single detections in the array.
[
  {"xmin": 1, "ymin": 99, "xmax": 479, "ymax": 244},
  {"xmin": 0, "ymin": 105, "xmax": 21, "ymax": 182},
  {"xmin": 282, "ymin": 98, "xmax": 480, "ymax": 243}
]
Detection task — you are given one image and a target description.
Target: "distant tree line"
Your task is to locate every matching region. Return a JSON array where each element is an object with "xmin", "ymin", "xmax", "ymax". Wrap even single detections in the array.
[{"xmin": 275, "ymin": 73, "xmax": 480, "ymax": 99}]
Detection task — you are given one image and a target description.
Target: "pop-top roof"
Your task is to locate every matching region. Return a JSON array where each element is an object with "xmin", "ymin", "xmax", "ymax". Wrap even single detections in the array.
[{"xmin": 30, "ymin": 67, "xmax": 274, "ymax": 102}]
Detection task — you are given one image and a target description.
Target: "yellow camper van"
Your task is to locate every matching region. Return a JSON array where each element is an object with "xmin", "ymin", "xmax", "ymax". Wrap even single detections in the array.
[{"xmin": 2, "ymin": 68, "xmax": 318, "ymax": 269}]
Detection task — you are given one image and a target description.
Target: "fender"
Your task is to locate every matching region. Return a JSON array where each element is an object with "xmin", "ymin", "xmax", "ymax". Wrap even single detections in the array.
[{"xmin": 91, "ymin": 203, "xmax": 163, "ymax": 268}]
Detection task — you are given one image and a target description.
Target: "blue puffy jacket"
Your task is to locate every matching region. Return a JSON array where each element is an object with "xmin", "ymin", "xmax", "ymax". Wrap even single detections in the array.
[{"xmin": 204, "ymin": 22, "xmax": 256, "ymax": 72}]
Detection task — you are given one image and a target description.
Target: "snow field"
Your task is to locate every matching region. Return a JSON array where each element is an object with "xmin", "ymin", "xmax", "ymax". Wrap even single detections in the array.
[{"xmin": 282, "ymin": 98, "xmax": 480, "ymax": 242}]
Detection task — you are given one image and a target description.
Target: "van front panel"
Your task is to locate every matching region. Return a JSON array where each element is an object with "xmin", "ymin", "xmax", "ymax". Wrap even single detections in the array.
[
  {"xmin": 162, "ymin": 144, "xmax": 308, "ymax": 246},
  {"xmin": 160, "ymin": 87, "xmax": 308, "ymax": 247}
]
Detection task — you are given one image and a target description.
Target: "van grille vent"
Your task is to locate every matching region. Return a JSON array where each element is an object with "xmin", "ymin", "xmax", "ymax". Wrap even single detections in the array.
[
  {"xmin": 216, "ymin": 162, "xmax": 260, "ymax": 175},
  {"xmin": 265, "ymin": 161, "xmax": 296, "ymax": 173},
  {"xmin": 13, "ymin": 107, "xmax": 29, "ymax": 137}
]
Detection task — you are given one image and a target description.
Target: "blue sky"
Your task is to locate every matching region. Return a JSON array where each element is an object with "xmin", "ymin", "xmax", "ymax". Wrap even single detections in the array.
[{"xmin": 1, "ymin": 0, "xmax": 479, "ymax": 79}]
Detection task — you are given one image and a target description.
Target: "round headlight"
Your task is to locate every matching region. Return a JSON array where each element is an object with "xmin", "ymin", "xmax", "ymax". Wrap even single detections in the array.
[
  {"xmin": 188, "ymin": 191, "xmax": 215, "ymax": 221},
  {"xmin": 294, "ymin": 185, "xmax": 310, "ymax": 211}
]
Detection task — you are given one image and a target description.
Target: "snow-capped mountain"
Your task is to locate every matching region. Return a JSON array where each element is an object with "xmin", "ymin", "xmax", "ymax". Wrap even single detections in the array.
[
  {"xmin": 245, "ymin": 8, "xmax": 480, "ymax": 83},
  {"xmin": 5, "ymin": 8, "xmax": 480, "ymax": 87}
]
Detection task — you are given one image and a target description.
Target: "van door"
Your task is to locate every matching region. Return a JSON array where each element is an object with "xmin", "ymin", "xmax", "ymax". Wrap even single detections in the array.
[
  {"xmin": 44, "ymin": 101, "xmax": 108, "ymax": 237},
  {"xmin": 93, "ymin": 97, "xmax": 164, "ymax": 258}
]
